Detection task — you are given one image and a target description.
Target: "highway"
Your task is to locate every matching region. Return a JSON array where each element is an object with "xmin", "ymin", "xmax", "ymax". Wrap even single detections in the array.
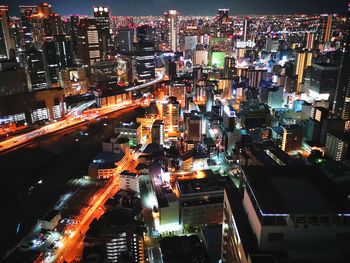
[{"xmin": 0, "ymin": 68, "xmax": 165, "ymax": 154}]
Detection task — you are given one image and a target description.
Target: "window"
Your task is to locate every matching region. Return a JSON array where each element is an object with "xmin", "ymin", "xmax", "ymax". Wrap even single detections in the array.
[{"xmin": 268, "ymin": 233, "xmax": 284, "ymax": 242}]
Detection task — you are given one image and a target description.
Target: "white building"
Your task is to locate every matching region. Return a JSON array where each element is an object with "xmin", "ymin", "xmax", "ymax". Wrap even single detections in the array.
[{"xmin": 119, "ymin": 171, "xmax": 140, "ymax": 193}]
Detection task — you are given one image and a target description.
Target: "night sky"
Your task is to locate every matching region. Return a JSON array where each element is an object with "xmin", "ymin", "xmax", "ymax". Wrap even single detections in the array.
[{"xmin": 3, "ymin": 0, "xmax": 349, "ymax": 16}]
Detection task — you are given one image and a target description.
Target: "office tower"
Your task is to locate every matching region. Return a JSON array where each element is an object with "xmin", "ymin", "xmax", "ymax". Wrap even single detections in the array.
[
  {"xmin": 43, "ymin": 13, "xmax": 63, "ymax": 36},
  {"xmin": 223, "ymin": 105, "xmax": 235, "ymax": 131},
  {"xmin": 116, "ymin": 27, "xmax": 135, "ymax": 53},
  {"xmin": 42, "ymin": 35, "xmax": 74, "ymax": 85},
  {"xmin": 295, "ymin": 50, "xmax": 313, "ymax": 90},
  {"xmin": 77, "ymin": 18, "xmax": 101, "ymax": 66},
  {"xmin": 205, "ymin": 86, "xmax": 214, "ymax": 112},
  {"xmin": 151, "ymin": 120, "xmax": 164, "ymax": 145},
  {"xmin": 216, "ymin": 9, "xmax": 232, "ymax": 36},
  {"xmin": 69, "ymin": 15, "xmax": 79, "ymax": 60},
  {"xmin": 0, "ymin": 60, "xmax": 28, "ymax": 97},
  {"xmin": 325, "ymin": 132, "xmax": 350, "ymax": 162},
  {"xmin": 164, "ymin": 10, "xmax": 179, "ymax": 51},
  {"xmin": 19, "ymin": 5, "xmax": 37, "ymax": 46},
  {"xmin": 185, "ymin": 113, "xmax": 202, "ymax": 142},
  {"xmin": 93, "ymin": 6, "xmax": 111, "ymax": 57},
  {"xmin": 24, "ymin": 45, "xmax": 49, "ymax": 91},
  {"xmin": 135, "ymin": 54, "xmax": 155, "ymax": 81},
  {"xmin": 309, "ymin": 63, "xmax": 338, "ymax": 102},
  {"xmin": 333, "ymin": 3, "xmax": 350, "ymax": 120},
  {"xmin": 224, "ymin": 56, "xmax": 235, "ymax": 79},
  {"xmin": 162, "ymin": 96, "xmax": 180, "ymax": 133},
  {"xmin": 322, "ymin": 14, "xmax": 333, "ymax": 43},
  {"xmin": 222, "ymin": 166, "xmax": 350, "ymax": 263},
  {"xmin": 281, "ymin": 124, "xmax": 303, "ymax": 153},
  {"xmin": 0, "ymin": 5, "xmax": 16, "ymax": 59},
  {"xmin": 266, "ymin": 85, "xmax": 284, "ymax": 109},
  {"xmin": 246, "ymin": 68, "xmax": 267, "ymax": 88},
  {"xmin": 305, "ymin": 32, "xmax": 315, "ymax": 50},
  {"xmin": 136, "ymin": 25, "xmax": 155, "ymax": 53}
]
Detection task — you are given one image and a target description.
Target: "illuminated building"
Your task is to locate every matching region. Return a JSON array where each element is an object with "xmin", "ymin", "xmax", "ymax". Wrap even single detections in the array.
[
  {"xmin": 58, "ymin": 67, "xmax": 88, "ymax": 96},
  {"xmin": 116, "ymin": 27, "xmax": 136, "ymax": 53},
  {"xmin": 333, "ymin": 4, "xmax": 350, "ymax": 120},
  {"xmin": 43, "ymin": 13, "xmax": 63, "ymax": 36},
  {"xmin": 77, "ymin": 18, "xmax": 101, "ymax": 66},
  {"xmin": 184, "ymin": 35, "xmax": 197, "ymax": 52},
  {"xmin": 164, "ymin": 10, "xmax": 179, "ymax": 51},
  {"xmin": 93, "ymin": 6, "xmax": 111, "ymax": 57},
  {"xmin": 305, "ymin": 32, "xmax": 315, "ymax": 50},
  {"xmin": 239, "ymin": 101, "xmax": 271, "ymax": 129},
  {"xmin": 325, "ymin": 132, "xmax": 350, "ymax": 162},
  {"xmin": 84, "ymin": 213, "xmax": 145, "ymax": 263},
  {"xmin": 24, "ymin": 45, "xmax": 49, "ymax": 91},
  {"xmin": 0, "ymin": 5, "xmax": 15, "ymax": 59},
  {"xmin": 309, "ymin": 63, "xmax": 338, "ymax": 103},
  {"xmin": 115, "ymin": 122, "xmax": 142, "ymax": 147},
  {"xmin": 42, "ymin": 35, "xmax": 74, "ymax": 85},
  {"xmin": 205, "ymin": 86, "xmax": 214, "ymax": 112},
  {"xmin": 281, "ymin": 124, "xmax": 303, "ymax": 153},
  {"xmin": 135, "ymin": 54, "xmax": 155, "ymax": 81},
  {"xmin": 193, "ymin": 49, "xmax": 208, "ymax": 66},
  {"xmin": 241, "ymin": 68, "xmax": 267, "ymax": 89},
  {"xmin": 321, "ymin": 14, "xmax": 333, "ymax": 43},
  {"xmin": 185, "ymin": 112, "xmax": 202, "ymax": 142},
  {"xmin": 222, "ymin": 166, "xmax": 350, "ymax": 263},
  {"xmin": 176, "ymin": 177, "xmax": 224, "ymax": 227},
  {"xmin": 295, "ymin": 50, "xmax": 313, "ymax": 89},
  {"xmin": 162, "ymin": 96, "xmax": 180, "ymax": 133},
  {"xmin": 19, "ymin": 5, "xmax": 37, "ymax": 46},
  {"xmin": 31, "ymin": 88, "xmax": 65, "ymax": 122},
  {"xmin": 216, "ymin": 9, "xmax": 232, "ymax": 37},
  {"xmin": 120, "ymin": 170, "xmax": 140, "ymax": 193},
  {"xmin": 224, "ymin": 56, "xmax": 235, "ymax": 79},
  {"xmin": 266, "ymin": 85, "xmax": 284, "ymax": 109},
  {"xmin": 151, "ymin": 119, "xmax": 164, "ymax": 145},
  {"xmin": 168, "ymin": 83, "xmax": 186, "ymax": 107},
  {"xmin": 223, "ymin": 104, "xmax": 236, "ymax": 131}
]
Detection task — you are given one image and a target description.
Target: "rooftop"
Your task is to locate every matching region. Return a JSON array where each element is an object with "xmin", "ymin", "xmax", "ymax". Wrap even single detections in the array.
[
  {"xmin": 176, "ymin": 177, "xmax": 225, "ymax": 196},
  {"xmin": 243, "ymin": 166, "xmax": 350, "ymax": 214}
]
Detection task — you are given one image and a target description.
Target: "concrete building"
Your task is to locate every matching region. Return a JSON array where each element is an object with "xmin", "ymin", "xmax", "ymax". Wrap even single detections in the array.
[
  {"xmin": 115, "ymin": 122, "xmax": 142, "ymax": 147},
  {"xmin": 325, "ymin": 132, "xmax": 350, "ymax": 162},
  {"xmin": 120, "ymin": 170, "xmax": 140, "ymax": 193},
  {"xmin": 222, "ymin": 166, "xmax": 350, "ymax": 263}
]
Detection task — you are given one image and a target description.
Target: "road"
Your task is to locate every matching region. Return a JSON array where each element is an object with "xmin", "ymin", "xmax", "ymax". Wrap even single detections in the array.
[
  {"xmin": 0, "ymin": 100, "xmax": 134, "ymax": 154},
  {"xmin": 0, "ymin": 68, "xmax": 166, "ymax": 154}
]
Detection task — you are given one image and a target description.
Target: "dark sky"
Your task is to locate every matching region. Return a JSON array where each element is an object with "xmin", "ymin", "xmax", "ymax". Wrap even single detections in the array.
[{"xmin": 4, "ymin": 0, "xmax": 349, "ymax": 16}]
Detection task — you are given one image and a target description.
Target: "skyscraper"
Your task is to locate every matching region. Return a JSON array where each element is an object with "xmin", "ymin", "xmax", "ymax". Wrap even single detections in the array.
[
  {"xmin": 0, "ymin": 5, "xmax": 16, "ymax": 59},
  {"xmin": 77, "ymin": 18, "xmax": 101, "ymax": 66},
  {"xmin": 19, "ymin": 5, "xmax": 37, "ymax": 46},
  {"xmin": 164, "ymin": 10, "xmax": 179, "ymax": 51},
  {"xmin": 295, "ymin": 50, "xmax": 313, "ymax": 91},
  {"xmin": 93, "ymin": 6, "xmax": 112, "ymax": 57},
  {"xmin": 333, "ymin": 3, "xmax": 350, "ymax": 121}
]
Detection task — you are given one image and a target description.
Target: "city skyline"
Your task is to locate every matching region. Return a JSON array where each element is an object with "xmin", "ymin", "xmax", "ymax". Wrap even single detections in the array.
[{"xmin": 4, "ymin": 0, "xmax": 349, "ymax": 16}]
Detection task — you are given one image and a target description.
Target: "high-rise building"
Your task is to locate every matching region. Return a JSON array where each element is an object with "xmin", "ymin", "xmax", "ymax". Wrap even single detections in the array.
[
  {"xmin": 322, "ymin": 14, "xmax": 333, "ymax": 43},
  {"xmin": 224, "ymin": 56, "xmax": 235, "ymax": 79},
  {"xmin": 0, "ymin": 5, "xmax": 16, "ymax": 59},
  {"xmin": 281, "ymin": 124, "xmax": 303, "ymax": 153},
  {"xmin": 222, "ymin": 166, "xmax": 350, "ymax": 263},
  {"xmin": 185, "ymin": 113, "xmax": 202, "ymax": 142},
  {"xmin": 333, "ymin": 3, "xmax": 350, "ymax": 120},
  {"xmin": 162, "ymin": 96, "xmax": 180, "ymax": 133},
  {"xmin": 116, "ymin": 27, "xmax": 136, "ymax": 53},
  {"xmin": 164, "ymin": 10, "xmax": 179, "ymax": 51},
  {"xmin": 43, "ymin": 13, "xmax": 63, "ymax": 36},
  {"xmin": 0, "ymin": 61, "xmax": 28, "ymax": 97},
  {"xmin": 325, "ymin": 132, "xmax": 349, "ymax": 162},
  {"xmin": 93, "ymin": 6, "xmax": 112, "ymax": 57},
  {"xmin": 77, "ymin": 18, "xmax": 101, "ymax": 66},
  {"xmin": 295, "ymin": 50, "xmax": 313, "ymax": 91},
  {"xmin": 151, "ymin": 119, "xmax": 164, "ymax": 145},
  {"xmin": 19, "ymin": 5, "xmax": 37, "ymax": 46},
  {"xmin": 24, "ymin": 45, "xmax": 49, "ymax": 91},
  {"xmin": 58, "ymin": 67, "xmax": 89, "ymax": 97},
  {"xmin": 42, "ymin": 35, "xmax": 74, "ymax": 85},
  {"xmin": 305, "ymin": 32, "xmax": 315, "ymax": 50}
]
